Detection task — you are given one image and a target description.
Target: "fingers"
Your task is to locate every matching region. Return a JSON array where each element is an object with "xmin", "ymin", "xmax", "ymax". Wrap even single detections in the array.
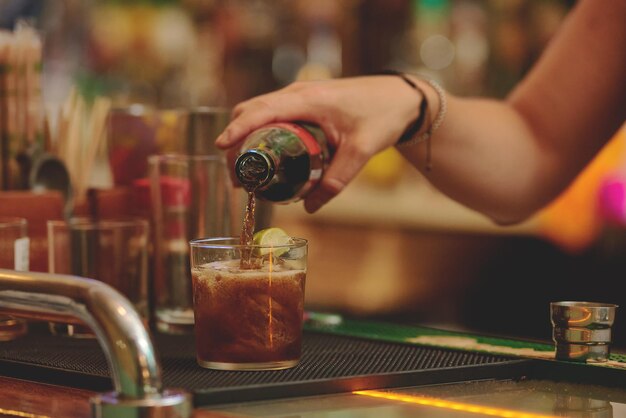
[
  {"xmin": 215, "ymin": 90, "xmax": 312, "ymax": 149},
  {"xmin": 215, "ymin": 99, "xmax": 274, "ymax": 149},
  {"xmin": 304, "ymin": 143, "xmax": 370, "ymax": 213}
]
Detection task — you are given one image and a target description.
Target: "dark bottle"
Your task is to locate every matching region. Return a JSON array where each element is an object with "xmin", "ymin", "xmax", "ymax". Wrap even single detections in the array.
[{"xmin": 234, "ymin": 122, "xmax": 330, "ymax": 203}]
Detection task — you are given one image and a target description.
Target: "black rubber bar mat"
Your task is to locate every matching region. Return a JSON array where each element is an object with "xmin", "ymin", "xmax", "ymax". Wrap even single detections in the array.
[{"xmin": 0, "ymin": 330, "xmax": 530, "ymax": 405}]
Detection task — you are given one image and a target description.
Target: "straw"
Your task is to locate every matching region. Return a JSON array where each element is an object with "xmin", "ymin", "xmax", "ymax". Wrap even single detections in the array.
[
  {"xmin": 64, "ymin": 93, "xmax": 84, "ymax": 194},
  {"xmin": 0, "ymin": 32, "xmax": 9, "ymax": 188},
  {"xmin": 77, "ymin": 97, "xmax": 111, "ymax": 200},
  {"xmin": 54, "ymin": 87, "xmax": 76, "ymax": 160}
]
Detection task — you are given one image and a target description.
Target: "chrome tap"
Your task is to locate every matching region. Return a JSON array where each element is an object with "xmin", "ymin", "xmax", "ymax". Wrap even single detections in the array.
[{"xmin": 0, "ymin": 269, "xmax": 191, "ymax": 418}]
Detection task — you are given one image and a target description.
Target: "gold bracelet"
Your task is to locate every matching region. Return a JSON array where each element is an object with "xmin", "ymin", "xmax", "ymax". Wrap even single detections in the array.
[{"xmin": 397, "ymin": 77, "xmax": 447, "ymax": 172}]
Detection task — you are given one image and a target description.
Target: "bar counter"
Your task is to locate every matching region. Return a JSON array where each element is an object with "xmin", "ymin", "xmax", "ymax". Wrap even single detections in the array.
[
  {"xmin": 3, "ymin": 270, "xmax": 626, "ymax": 417},
  {"xmin": 3, "ymin": 318, "xmax": 626, "ymax": 418}
]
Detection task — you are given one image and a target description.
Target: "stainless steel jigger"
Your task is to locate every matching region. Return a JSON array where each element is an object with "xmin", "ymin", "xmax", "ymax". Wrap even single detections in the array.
[{"xmin": 550, "ymin": 301, "xmax": 618, "ymax": 363}]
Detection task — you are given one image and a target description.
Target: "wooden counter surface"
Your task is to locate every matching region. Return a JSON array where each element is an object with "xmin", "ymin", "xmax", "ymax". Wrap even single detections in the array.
[
  {"xmin": 0, "ymin": 376, "xmax": 92, "ymax": 418},
  {"xmin": 0, "ymin": 377, "xmax": 236, "ymax": 418}
]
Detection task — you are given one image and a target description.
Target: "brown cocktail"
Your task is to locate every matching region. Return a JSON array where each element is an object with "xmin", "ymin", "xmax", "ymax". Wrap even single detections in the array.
[{"xmin": 190, "ymin": 237, "xmax": 307, "ymax": 370}]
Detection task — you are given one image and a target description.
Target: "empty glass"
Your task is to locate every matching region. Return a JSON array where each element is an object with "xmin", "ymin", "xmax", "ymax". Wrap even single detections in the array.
[
  {"xmin": 149, "ymin": 154, "xmax": 235, "ymax": 334},
  {"xmin": 0, "ymin": 217, "xmax": 29, "ymax": 340},
  {"xmin": 47, "ymin": 218, "xmax": 149, "ymax": 337}
]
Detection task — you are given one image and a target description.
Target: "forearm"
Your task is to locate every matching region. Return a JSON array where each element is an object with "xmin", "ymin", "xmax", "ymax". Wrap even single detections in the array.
[{"xmin": 400, "ymin": 96, "xmax": 563, "ymax": 224}]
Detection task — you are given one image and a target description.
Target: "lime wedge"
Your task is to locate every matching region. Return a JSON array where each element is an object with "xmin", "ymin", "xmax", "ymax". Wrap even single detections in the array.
[{"xmin": 253, "ymin": 227, "xmax": 293, "ymax": 256}]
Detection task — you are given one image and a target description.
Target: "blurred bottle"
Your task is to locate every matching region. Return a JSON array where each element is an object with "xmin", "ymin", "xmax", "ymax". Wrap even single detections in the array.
[{"xmin": 234, "ymin": 122, "xmax": 329, "ymax": 203}]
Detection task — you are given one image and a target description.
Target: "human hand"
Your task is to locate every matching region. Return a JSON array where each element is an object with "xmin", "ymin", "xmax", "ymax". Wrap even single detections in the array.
[{"xmin": 215, "ymin": 76, "xmax": 422, "ymax": 213}]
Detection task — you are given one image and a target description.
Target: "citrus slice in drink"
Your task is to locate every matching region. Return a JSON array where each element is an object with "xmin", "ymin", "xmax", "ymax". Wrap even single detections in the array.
[{"xmin": 253, "ymin": 227, "xmax": 293, "ymax": 257}]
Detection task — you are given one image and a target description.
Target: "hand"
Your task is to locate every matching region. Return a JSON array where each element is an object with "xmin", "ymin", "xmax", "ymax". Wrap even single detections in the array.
[{"xmin": 216, "ymin": 76, "xmax": 422, "ymax": 213}]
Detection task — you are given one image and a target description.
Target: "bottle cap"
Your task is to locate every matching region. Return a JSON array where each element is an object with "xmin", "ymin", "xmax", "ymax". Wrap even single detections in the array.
[{"xmin": 235, "ymin": 149, "xmax": 275, "ymax": 190}]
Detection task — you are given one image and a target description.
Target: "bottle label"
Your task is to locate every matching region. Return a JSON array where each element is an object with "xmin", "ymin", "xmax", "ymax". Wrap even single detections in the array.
[
  {"xmin": 253, "ymin": 121, "xmax": 327, "ymax": 202},
  {"xmin": 14, "ymin": 237, "xmax": 29, "ymax": 271},
  {"xmin": 310, "ymin": 168, "xmax": 322, "ymax": 181},
  {"xmin": 268, "ymin": 122, "xmax": 322, "ymax": 158}
]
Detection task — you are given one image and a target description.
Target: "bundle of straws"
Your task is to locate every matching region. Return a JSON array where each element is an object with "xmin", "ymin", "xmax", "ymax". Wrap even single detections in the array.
[
  {"xmin": 53, "ymin": 89, "xmax": 111, "ymax": 203},
  {"xmin": 0, "ymin": 21, "xmax": 43, "ymax": 190},
  {"xmin": 0, "ymin": 20, "xmax": 112, "ymax": 202}
]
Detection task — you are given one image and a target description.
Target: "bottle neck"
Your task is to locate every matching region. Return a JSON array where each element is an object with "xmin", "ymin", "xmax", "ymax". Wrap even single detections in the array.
[{"xmin": 235, "ymin": 149, "xmax": 276, "ymax": 191}]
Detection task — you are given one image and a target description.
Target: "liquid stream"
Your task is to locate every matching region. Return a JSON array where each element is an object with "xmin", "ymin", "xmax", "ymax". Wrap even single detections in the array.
[{"xmin": 240, "ymin": 190, "xmax": 259, "ymax": 269}]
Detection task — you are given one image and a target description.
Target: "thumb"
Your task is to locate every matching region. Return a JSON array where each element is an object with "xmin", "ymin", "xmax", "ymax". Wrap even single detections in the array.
[{"xmin": 304, "ymin": 143, "xmax": 369, "ymax": 213}]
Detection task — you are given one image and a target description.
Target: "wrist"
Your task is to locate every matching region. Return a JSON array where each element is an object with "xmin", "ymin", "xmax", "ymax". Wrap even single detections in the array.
[
  {"xmin": 376, "ymin": 71, "xmax": 428, "ymax": 143},
  {"xmin": 385, "ymin": 71, "xmax": 448, "ymax": 172},
  {"xmin": 398, "ymin": 74, "xmax": 447, "ymax": 145}
]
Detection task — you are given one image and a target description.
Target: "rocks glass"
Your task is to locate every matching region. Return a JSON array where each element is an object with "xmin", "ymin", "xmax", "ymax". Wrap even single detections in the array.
[{"xmin": 190, "ymin": 237, "xmax": 307, "ymax": 370}]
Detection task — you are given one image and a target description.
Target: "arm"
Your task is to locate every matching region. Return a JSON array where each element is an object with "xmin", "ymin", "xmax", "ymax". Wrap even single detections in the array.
[
  {"xmin": 404, "ymin": 0, "xmax": 626, "ymax": 223},
  {"xmin": 216, "ymin": 0, "xmax": 626, "ymax": 223}
]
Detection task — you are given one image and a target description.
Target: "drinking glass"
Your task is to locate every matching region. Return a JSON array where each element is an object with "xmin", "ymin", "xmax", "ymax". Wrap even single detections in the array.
[
  {"xmin": 0, "ymin": 217, "xmax": 29, "ymax": 340},
  {"xmin": 47, "ymin": 217, "xmax": 149, "ymax": 337},
  {"xmin": 149, "ymin": 154, "xmax": 234, "ymax": 334},
  {"xmin": 190, "ymin": 237, "xmax": 307, "ymax": 370}
]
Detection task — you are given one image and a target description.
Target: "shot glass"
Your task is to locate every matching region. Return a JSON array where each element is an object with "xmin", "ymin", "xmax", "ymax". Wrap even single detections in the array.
[
  {"xmin": 550, "ymin": 301, "xmax": 618, "ymax": 363},
  {"xmin": 149, "ymin": 154, "xmax": 235, "ymax": 334},
  {"xmin": 47, "ymin": 218, "xmax": 149, "ymax": 337},
  {"xmin": 0, "ymin": 217, "xmax": 29, "ymax": 340},
  {"xmin": 190, "ymin": 237, "xmax": 307, "ymax": 370}
]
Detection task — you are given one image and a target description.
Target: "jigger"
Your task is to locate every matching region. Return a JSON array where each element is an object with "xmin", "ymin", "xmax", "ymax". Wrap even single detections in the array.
[{"xmin": 550, "ymin": 301, "xmax": 618, "ymax": 362}]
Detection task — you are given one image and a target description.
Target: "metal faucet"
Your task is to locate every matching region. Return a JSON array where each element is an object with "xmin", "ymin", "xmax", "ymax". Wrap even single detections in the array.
[{"xmin": 0, "ymin": 269, "xmax": 191, "ymax": 418}]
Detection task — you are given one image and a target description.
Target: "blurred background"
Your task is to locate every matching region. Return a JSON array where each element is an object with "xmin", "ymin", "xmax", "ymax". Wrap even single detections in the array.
[{"xmin": 2, "ymin": 0, "xmax": 626, "ymax": 344}]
